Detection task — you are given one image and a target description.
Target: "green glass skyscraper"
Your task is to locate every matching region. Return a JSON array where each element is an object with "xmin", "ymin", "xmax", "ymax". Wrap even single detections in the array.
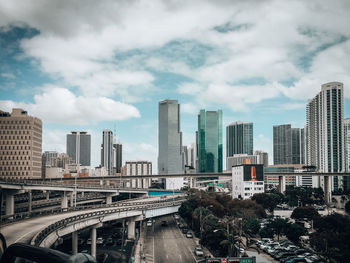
[{"xmin": 196, "ymin": 109, "xmax": 223, "ymax": 173}]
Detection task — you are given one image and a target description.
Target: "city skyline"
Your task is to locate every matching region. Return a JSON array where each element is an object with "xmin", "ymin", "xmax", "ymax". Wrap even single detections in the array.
[{"xmin": 0, "ymin": 1, "xmax": 350, "ymax": 171}]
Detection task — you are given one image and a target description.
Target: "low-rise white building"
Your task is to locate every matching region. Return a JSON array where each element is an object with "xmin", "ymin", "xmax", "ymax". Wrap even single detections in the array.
[
  {"xmin": 125, "ymin": 161, "xmax": 152, "ymax": 188},
  {"xmin": 232, "ymin": 164, "xmax": 264, "ymax": 199}
]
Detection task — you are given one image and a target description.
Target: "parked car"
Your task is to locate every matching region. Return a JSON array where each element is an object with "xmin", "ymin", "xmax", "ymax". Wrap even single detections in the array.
[
  {"xmin": 86, "ymin": 238, "xmax": 92, "ymax": 245},
  {"xmin": 105, "ymin": 237, "xmax": 114, "ymax": 246},
  {"xmin": 147, "ymin": 220, "xmax": 152, "ymax": 227},
  {"xmin": 186, "ymin": 232, "xmax": 193, "ymax": 238},
  {"xmin": 286, "ymin": 257, "xmax": 307, "ymax": 263},
  {"xmin": 96, "ymin": 237, "xmax": 104, "ymax": 245},
  {"xmin": 194, "ymin": 246, "xmax": 204, "ymax": 257},
  {"xmin": 182, "ymin": 228, "xmax": 188, "ymax": 234}
]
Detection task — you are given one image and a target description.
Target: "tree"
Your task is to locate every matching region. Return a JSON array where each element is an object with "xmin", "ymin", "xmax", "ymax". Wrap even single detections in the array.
[
  {"xmin": 243, "ymin": 218, "xmax": 260, "ymax": 236},
  {"xmin": 267, "ymin": 218, "xmax": 289, "ymax": 241},
  {"xmin": 259, "ymin": 227, "xmax": 274, "ymax": 238},
  {"xmin": 285, "ymin": 223, "xmax": 306, "ymax": 243},
  {"xmin": 252, "ymin": 193, "xmax": 279, "ymax": 213},
  {"xmin": 345, "ymin": 200, "xmax": 350, "ymax": 215},
  {"xmin": 291, "ymin": 206, "xmax": 320, "ymax": 221}
]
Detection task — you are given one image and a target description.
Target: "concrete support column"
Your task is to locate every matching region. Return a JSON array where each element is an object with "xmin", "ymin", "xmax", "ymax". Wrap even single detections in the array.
[
  {"xmin": 61, "ymin": 191, "xmax": 68, "ymax": 210},
  {"xmin": 70, "ymin": 193, "xmax": 74, "ymax": 207},
  {"xmin": 46, "ymin": 191, "xmax": 50, "ymax": 200},
  {"xmin": 91, "ymin": 227, "xmax": 97, "ymax": 258},
  {"xmin": 127, "ymin": 219, "xmax": 136, "ymax": 240},
  {"xmin": 5, "ymin": 192, "xmax": 15, "ymax": 217},
  {"xmin": 28, "ymin": 190, "xmax": 32, "ymax": 213},
  {"xmin": 324, "ymin": 176, "xmax": 332, "ymax": 204},
  {"xmin": 106, "ymin": 194, "xmax": 113, "ymax": 205},
  {"xmin": 81, "ymin": 192, "xmax": 84, "ymax": 198},
  {"xmin": 278, "ymin": 176, "xmax": 286, "ymax": 193},
  {"xmin": 72, "ymin": 231, "xmax": 78, "ymax": 255}
]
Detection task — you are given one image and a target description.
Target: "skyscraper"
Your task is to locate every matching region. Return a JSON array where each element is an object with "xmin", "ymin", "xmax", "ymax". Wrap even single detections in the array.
[
  {"xmin": 226, "ymin": 121, "xmax": 253, "ymax": 157},
  {"xmin": 158, "ymin": 100, "xmax": 184, "ymax": 189},
  {"xmin": 0, "ymin": 108, "xmax": 42, "ymax": 179},
  {"xmin": 197, "ymin": 109, "xmax": 223, "ymax": 173},
  {"xmin": 113, "ymin": 143, "xmax": 122, "ymax": 173},
  {"xmin": 273, "ymin": 124, "xmax": 304, "ymax": 165},
  {"xmin": 306, "ymin": 82, "xmax": 345, "ymax": 189},
  {"xmin": 101, "ymin": 129, "xmax": 114, "ymax": 175},
  {"xmin": 66, "ymin": 131, "xmax": 91, "ymax": 166},
  {"xmin": 343, "ymin": 118, "xmax": 350, "ymax": 190}
]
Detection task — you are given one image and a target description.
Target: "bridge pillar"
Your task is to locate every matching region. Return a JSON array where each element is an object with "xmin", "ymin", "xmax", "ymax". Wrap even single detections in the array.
[
  {"xmin": 278, "ymin": 176, "xmax": 286, "ymax": 193},
  {"xmin": 46, "ymin": 191, "xmax": 50, "ymax": 200},
  {"xmin": 72, "ymin": 231, "xmax": 78, "ymax": 255},
  {"xmin": 127, "ymin": 219, "xmax": 136, "ymax": 240},
  {"xmin": 61, "ymin": 192, "xmax": 68, "ymax": 210},
  {"xmin": 70, "ymin": 193, "xmax": 74, "ymax": 207},
  {"xmin": 91, "ymin": 227, "xmax": 96, "ymax": 258},
  {"xmin": 106, "ymin": 194, "xmax": 113, "ymax": 205},
  {"xmin": 324, "ymin": 176, "xmax": 332, "ymax": 204},
  {"xmin": 28, "ymin": 190, "xmax": 32, "ymax": 213},
  {"xmin": 5, "ymin": 191, "xmax": 15, "ymax": 217}
]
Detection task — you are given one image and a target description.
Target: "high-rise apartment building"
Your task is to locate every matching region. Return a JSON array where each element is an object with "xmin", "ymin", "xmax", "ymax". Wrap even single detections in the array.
[
  {"xmin": 125, "ymin": 161, "xmax": 152, "ymax": 188},
  {"xmin": 197, "ymin": 109, "xmax": 223, "ymax": 172},
  {"xmin": 187, "ymin": 143, "xmax": 197, "ymax": 170},
  {"xmin": 66, "ymin": 131, "xmax": 91, "ymax": 166},
  {"xmin": 273, "ymin": 124, "xmax": 304, "ymax": 165},
  {"xmin": 0, "ymin": 108, "xmax": 42, "ymax": 179},
  {"xmin": 158, "ymin": 99, "xmax": 184, "ymax": 189},
  {"xmin": 254, "ymin": 150, "xmax": 269, "ymax": 167},
  {"xmin": 43, "ymin": 151, "xmax": 59, "ymax": 167},
  {"xmin": 101, "ymin": 129, "xmax": 114, "ymax": 175},
  {"xmin": 226, "ymin": 121, "xmax": 253, "ymax": 157},
  {"xmin": 343, "ymin": 118, "xmax": 350, "ymax": 190},
  {"xmin": 113, "ymin": 143, "xmax": 122, "ymax": 174},
  {"xmin": 306, "ymin": 82, "xmax": 345, "ymax": 190}
]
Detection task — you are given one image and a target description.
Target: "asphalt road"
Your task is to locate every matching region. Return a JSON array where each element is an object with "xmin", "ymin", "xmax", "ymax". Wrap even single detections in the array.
[{"xmin": 143, "ymin": 215, "xmax": 202, "ymax": 263}]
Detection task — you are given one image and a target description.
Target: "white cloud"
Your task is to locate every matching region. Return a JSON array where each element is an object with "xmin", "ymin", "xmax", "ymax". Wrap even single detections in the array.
[
  {"xmin": 1, "ymin": 72, "xmax": 15, "ymax": 79},
  {"xmin": 0, "ymin": 86, "xmax": 140, "ymax": 124}
]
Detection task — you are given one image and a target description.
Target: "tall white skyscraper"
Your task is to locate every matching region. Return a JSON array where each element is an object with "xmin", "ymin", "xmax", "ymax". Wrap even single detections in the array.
[
  {"xmin": 66, "ymin": 131, "xmax": 91, "ymax": 166},
  {"xmin": 306, "ymin": 82, "xmax": 345, "ymax": 190},
  {"xmin": 158, "ymin": 99, "xmax": 184, "ymax": 189},
  {"xmin": 344, "ymin": 118, "xmax": 350, "ymax": 190},
  {"xmin": 101, "ymin": 129, "xmax": 114, "ymax": 175}
]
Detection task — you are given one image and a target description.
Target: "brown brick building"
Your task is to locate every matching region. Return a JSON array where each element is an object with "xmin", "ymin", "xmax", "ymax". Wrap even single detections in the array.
[{"xmin": 0, "ymin": 108, "xmax": 42, "ymax": 179}]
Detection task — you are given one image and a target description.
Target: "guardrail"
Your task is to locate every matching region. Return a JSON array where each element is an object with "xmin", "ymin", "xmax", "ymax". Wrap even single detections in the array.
[
  {"xmin": 0, "ymin": 195, "xmax": 185, "ymax": 225},
  {"xmin": 32, "ymin": 198, "xmax": 184, "ymax": 246}
]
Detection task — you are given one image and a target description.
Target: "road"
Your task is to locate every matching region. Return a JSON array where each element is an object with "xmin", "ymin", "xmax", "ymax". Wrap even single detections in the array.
[{"xmin": 142, "ymin": 215, "xmax": 202, "ymax": 263}]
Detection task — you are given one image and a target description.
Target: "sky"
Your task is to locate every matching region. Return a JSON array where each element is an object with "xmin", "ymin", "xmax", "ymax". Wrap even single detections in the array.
[{"xmin": 0, "ymin": 0, "xmax": 350, "ymax": 171}]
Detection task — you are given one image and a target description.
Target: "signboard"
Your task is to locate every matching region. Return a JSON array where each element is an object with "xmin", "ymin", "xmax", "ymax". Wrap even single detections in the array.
[{"xmin": 243, "ymin": 165, "xmax": 263, "ymax": 182}]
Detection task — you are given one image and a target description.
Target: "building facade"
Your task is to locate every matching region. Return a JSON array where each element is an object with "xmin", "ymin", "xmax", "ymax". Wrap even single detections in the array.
[
  {"xmin": 66, "ymin": 131, "xmax": 91, "ymax": 166},
  {"xmin": 43, "ymin": 151, "xmax": 59, "ymax": 167},
  {"xmin": 113, "ymin": 143, "xmax": 122, "ymax": 174},
  {"xmin": 231, "ymin": 164, "xmax": 264, "ymax": 199},
  {"xmin": 306, "ymin": 82, "xmax": 345, "ymax": 190},
  {"xmin": 226, "ymin": 121, "xmax": 253, "ymax": 157},
  {"xmin": 101, "ymin": 129, "xmax": 114, "ymax": 175},
  {"xmin": 125, "ymin": 161, "xmax": 152, "ymax": 188},
  {"xmin": 226, "ymin": 154, "xmax": 259, "ymax": 170},
  {"xmin": 197, "ymin": 109, "xmax": 223, "ymax": 173},
  {"xmin": 254, "ymin": 150, "xmax": 269, "ymax": 167},
  {"xmin": 273, "ymin": 124, "xmax": 304, "ymax": 165},
  {"xmin": 0, "ymin": 108, "xmax": 42, "ymax": 179},
  {"xmin": 158, "ymin": 100, "xmax": 184, "ymax": 189},
  {"xmin": 344, "ymin": 118, "xmax": 350, "ymax": 190}
]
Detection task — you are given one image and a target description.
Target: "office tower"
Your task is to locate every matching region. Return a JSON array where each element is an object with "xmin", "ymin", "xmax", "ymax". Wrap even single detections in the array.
[
  {"xmin": 113, "ymin": 143, "xmax": 122, "ymax": 174},
  {"xmin": 125, "ymin": 161, "xmax": 152, "ymax": 188},
  {"xmin": 0, "ymin": 108, "xmax": 42, "ymax": 178},
  {"xmin": 101, "ymin": 129, "xmax": 114, "ymax": 175},
  {"xmin": 158, "ymin": 99, "xmax": 184, "ymax": 189},
  {"xmin": 254, "ymin": 150, "xmax": 269, "ymax": 167},
  {"xmin": 306, "ymin": 82, "xmax": 345, "ymax": 190},
  {"xmin": 197, "ymin": 109, "xmax": 223, "ymax": 172},
  {"xmin": 43, "ymin": 151, "xmax": 59, "ymax": 167},
  {"xmin": 187, "ymin": 143, "xmax": 197, "ymax": 170},
  {"xmin": 182, "ymin": 146, "xmax": 188, "ymax": 167},
  {"xmin": 226, "ymin": 121, "xmax": 253, "ymax": 157},
  {"xmin": 273, "ymin": 125, "xmax": 304, "ymax": 165},
  {"xmin": 66, "ymin": 131, "xmax": 91, "ymax": 166},
  {"xmin": 344, "ymin": 118, "xmax": 350, "ymax": 190}
]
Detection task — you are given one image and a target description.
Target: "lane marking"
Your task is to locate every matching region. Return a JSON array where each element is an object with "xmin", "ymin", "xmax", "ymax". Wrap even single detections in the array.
[{"xmin": 14, "ymin": 228, "xmax": 42, "ymax": 243}]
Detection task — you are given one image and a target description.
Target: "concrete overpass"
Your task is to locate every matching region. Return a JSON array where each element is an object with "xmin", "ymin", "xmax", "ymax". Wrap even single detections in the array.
[{"xmin": 1, "ymin": 195, "xmax": 184, "ymax": 258}]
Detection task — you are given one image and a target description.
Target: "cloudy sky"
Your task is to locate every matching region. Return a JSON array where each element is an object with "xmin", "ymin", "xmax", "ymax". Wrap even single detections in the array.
[{"xmin": 1, "ymin": 0, "xmax": 349, "ymax": 170}]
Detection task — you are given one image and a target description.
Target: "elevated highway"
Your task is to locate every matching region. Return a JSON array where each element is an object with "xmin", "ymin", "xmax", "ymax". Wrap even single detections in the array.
[{"xmin": 1, "ymin": 195, "xmax": 185, "ymax": 258}]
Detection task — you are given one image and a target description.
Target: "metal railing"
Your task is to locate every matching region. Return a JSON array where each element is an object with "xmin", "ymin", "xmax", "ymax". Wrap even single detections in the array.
[{"xmin": 32, "ymin": 198, "xmax": 184, "ymax": 246}]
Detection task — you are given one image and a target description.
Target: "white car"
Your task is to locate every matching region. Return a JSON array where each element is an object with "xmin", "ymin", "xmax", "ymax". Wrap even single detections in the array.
[
  {"xmin": 146, "ymin": 220, "xmax": 152, "ymax": 227},
  {"xmin": 96, "ymin": 237, "xmax": 103, "ymax": 245},
  {"xmin": 194, "ymin": 247, "xmax": 204, "ymax": 257}
]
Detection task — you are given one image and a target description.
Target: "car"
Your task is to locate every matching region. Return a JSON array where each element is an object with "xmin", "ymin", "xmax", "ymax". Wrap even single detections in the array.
[
  {"xmin": 161, "ymin": 221, "xmax": 167, "ymax": 226},
  {"xmin": 174, "ymin": 214, "xmax": 180, "ymax": 220},
  {"xmin": 86, "ymin": 238, "xmax": 92, "ymax": 245},
  {"xmin": 286, "ymin": 257, "xmax": 307, "ymax": 263},
  {"xmin": 275, "ymin": 252, "xmax": 296, "ymax": 260},
  {"xmin": 182, "ymin": 228, "xmax": 188, "ymax": 234},
  {"xmin": 186, "ymin": 232, "xmax": 193, "ymax": 238},
  {"xmin": 146, "ymin": 220, "xmax": 152, "ymax": 227},
  {"xmin": 96, "ymin": 237, "xmax": 103, "ymax": 245},
  {"xmin": 194, "ymin": 246, "xmax": 204, "ymax": 256}
]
